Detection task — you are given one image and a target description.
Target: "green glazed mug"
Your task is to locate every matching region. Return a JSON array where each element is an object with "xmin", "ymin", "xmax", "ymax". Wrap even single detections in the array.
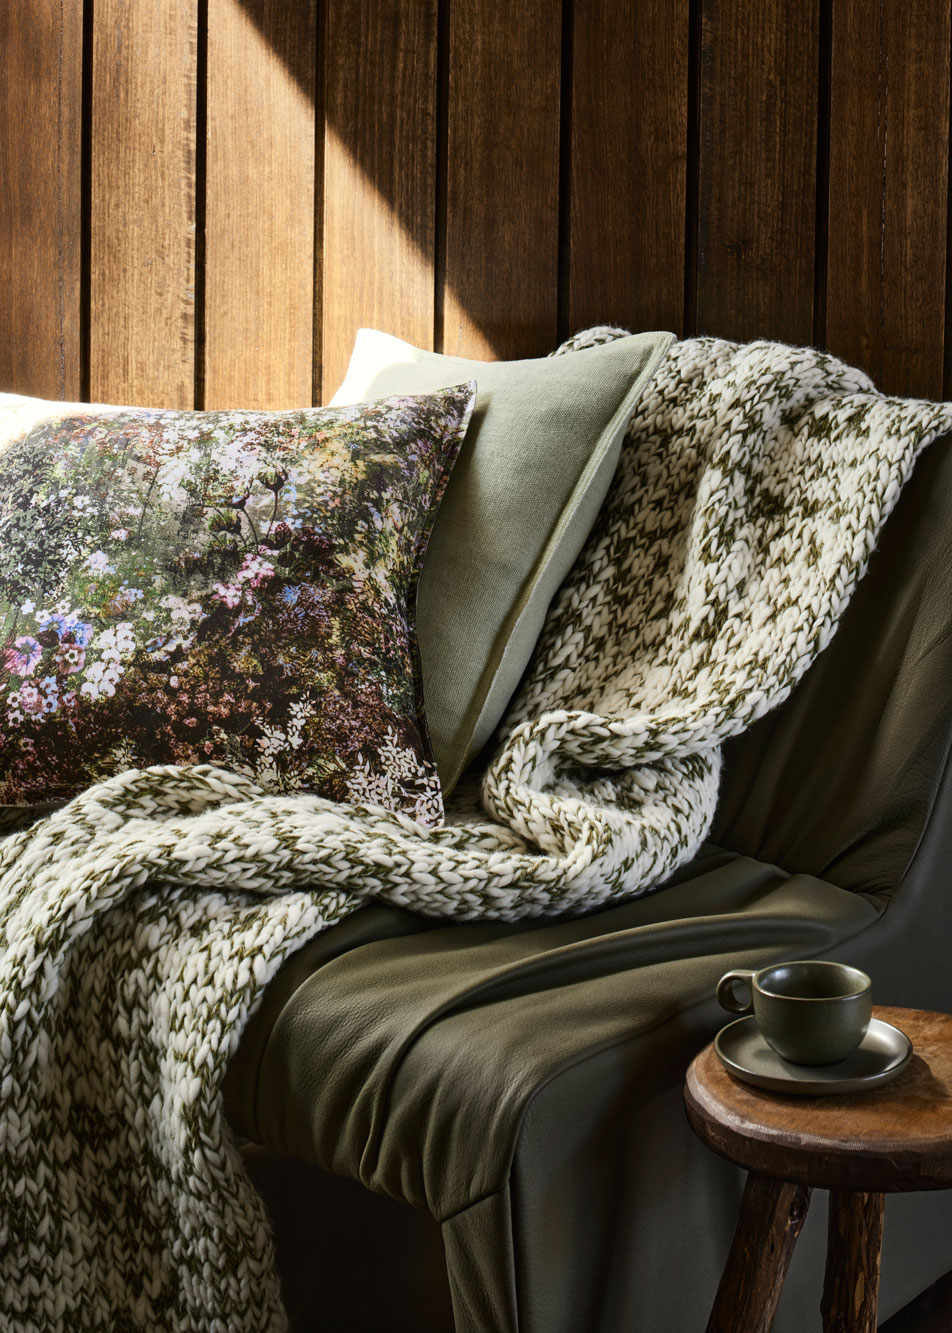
[{"xmin": 716, "ymin": 959, "xmax": 873, "ymax": 1066}]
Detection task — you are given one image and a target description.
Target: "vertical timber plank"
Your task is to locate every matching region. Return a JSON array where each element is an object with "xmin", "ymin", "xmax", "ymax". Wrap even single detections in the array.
[
  {"xmin": 205, "ymin": 0, "xmax": 317, "ymax": 409},
  {"xmin": 0, "ymin": 0, "xmax": 82, "ymax": 399},
  {"xmin": 90, "ymin": 0, "xmax": 198, "ymax": 407},
  {"xmin": 322, "ymin": 0, "xmax": 438, "ymax": 401},
  {"xmin": 826, "ymin": 0, "xmax": 949, "ymax": 400},
  {"xmin": 444, "ymin": 0, "xmax": 561, "ymax": 361},
  {"xmin": 567, "ymin": 0, "xmax": 689, "ymax": 338},
  {"xmin": 696, "ymin": 0, "xmax": 819, "ymax": 344}
]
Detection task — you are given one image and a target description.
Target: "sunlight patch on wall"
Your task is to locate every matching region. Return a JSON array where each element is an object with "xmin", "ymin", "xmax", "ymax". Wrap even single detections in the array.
[
  {"xmin": 204, "ymin": 0, "xmax": 316, "ymax": 409},
  {"xmin": 321, "ymin": 125, "xmax": 437, "ymax": 401}
]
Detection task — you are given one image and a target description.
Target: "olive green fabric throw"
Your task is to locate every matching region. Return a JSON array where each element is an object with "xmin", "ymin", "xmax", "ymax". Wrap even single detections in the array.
[
  {"xmin": 4, "ymin": 330, "xmax": 952, "ymax": 1331},
  {"xmin": 331, "ymin": 328, "xmax": 675, "ymax": 791}
]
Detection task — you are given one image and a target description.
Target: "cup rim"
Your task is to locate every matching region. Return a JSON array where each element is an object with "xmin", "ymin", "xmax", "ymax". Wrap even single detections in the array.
[{"xmin": 755, "ymin": 960, "xmax": 871, "ymax": 1002}]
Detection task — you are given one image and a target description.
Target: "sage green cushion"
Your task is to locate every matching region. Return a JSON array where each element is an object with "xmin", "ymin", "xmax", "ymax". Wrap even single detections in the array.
[{"xmin": 330, "ymin": 328, "xmax": 674, "ymax": 791}]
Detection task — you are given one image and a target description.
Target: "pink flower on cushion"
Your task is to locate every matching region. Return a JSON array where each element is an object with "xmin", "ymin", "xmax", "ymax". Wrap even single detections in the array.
[
  {"xmin": 4, "ymin": 636, "xmax": 42, "ymax": 677},
  {"xmin": 237, "ymin": 553, "xmax": 276, "ymax": 587},
  {"xmin": 13, "ymin": 682, "xmax": 44, "ymax": 715},
  {"xmin": 212, "ymin": 582, "xmax": 241, "ymax": 609}
]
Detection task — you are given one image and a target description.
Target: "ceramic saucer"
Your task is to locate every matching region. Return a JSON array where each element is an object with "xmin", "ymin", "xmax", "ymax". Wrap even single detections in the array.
[{"xmin": 714, "ymin": 1015, "xmax": 913, "ymax": 1095}]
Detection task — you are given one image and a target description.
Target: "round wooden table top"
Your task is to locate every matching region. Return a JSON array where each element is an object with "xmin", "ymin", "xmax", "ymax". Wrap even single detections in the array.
[{"xmin": 683, "ymin": 1006, "xmax": 952, "ymax": 1193}]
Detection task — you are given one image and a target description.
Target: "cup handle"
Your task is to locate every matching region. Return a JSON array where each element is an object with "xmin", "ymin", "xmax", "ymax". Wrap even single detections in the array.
[{"xmin": 716, "ymin": 970, "xmax": 755, "ymax": 1015}]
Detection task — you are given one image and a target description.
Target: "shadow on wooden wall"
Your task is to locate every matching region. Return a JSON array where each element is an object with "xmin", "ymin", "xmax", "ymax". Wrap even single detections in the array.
[{"xmin": 1, "ymin": 0, "xmax": 950, "ymax": 409}]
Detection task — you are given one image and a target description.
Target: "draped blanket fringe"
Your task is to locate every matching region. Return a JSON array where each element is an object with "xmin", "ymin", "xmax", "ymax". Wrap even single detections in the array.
[{"xmin": 3, "ymin": 330, "xmax": 951, "ymax": 1329}]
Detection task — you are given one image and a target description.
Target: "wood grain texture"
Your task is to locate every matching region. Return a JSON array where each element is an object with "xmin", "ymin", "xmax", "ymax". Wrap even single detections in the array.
[
  {"xmin": 8, "ymin": 3, "xmax": 952, "ymax": 416},
  {"xmin": 825, "ymin": 0, "xmax": 950, "ymax": 399},
  {"xmin": 0, "ymin": 0, "xmax": 82, "ymax": 399},
  {"xmin": 90, "ymin": 0, "xmax": 198, "ymax": 407},
  {"xmin": 705, "ymin": 1171, "xmax": 811, "ymax": 1333},
  {"xmin": 322, "ymin": 0, "xmax": 438, "ymax": 401},
  {"xmin": 567, "ymin": 0, "xmax": 689, "ymax": 337},
  {"xmin": 443, "ymin": 0, "xmax": 561, "ymax": 360},
  {"xmin": 684, "ymin": 1007, "xmax": 952, "ymax": 1193},
  {"xmin": 695, "ymin": 0, "xmax": 819, "ymax": 344},
  {"xmin": 820, "ymin": 1190, "xmax": 884, "ymax": 1333},
  {"xmin": 205, "ymin": 0, "xmax": 317, "ymax": 409}
]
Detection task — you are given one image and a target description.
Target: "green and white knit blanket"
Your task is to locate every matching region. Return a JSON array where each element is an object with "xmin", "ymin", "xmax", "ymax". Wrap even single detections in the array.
[{"xmin": 3, "ymin": 332, "xmax": 951, "ymax": 1330}]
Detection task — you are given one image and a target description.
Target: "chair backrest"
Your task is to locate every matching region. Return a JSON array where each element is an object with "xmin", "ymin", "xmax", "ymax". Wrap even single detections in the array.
[{"xmin": 712, "ymin": 434, "xmax": 952, "ymax": 896}]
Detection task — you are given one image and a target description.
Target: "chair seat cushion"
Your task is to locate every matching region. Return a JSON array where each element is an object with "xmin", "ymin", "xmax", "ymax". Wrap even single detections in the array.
[{"xmin": 224, "ymin": 847, "xmax": 880, "ymax": 1220}]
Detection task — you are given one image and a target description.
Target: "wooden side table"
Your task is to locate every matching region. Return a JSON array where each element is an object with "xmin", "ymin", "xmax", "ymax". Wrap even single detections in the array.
[{"xmin": 683, "ymin": 1006, "xmax": 952, "ymax": 1333}]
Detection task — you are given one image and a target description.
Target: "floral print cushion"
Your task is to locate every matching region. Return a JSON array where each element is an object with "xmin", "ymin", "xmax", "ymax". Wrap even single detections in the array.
[{"xmin": 0, "ymin": 384, "xmax": 476, "ymax": 824}]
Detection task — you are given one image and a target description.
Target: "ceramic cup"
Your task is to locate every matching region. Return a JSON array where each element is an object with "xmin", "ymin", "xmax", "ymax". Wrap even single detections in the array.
[{"xmin": 715, "ymin": 960, "xmax": 873, "ymax": 1066}]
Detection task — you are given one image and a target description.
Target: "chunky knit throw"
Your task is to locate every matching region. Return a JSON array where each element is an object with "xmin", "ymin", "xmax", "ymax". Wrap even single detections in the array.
[{"xmin": 3, "ymin": 331, "xmax": 952, "ymax": 1330}]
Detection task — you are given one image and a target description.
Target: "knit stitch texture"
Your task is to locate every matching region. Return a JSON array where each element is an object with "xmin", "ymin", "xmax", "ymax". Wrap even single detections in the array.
[{"xmin": 2, "ymin": 332, "xmax": 951, "ymax": 1330}]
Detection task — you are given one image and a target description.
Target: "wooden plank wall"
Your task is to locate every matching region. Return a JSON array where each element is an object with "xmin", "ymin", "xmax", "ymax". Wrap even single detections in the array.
[
  {"xmin": 89, "ymin": 0, "xmax": 199, "ymax": 408},
  {"xmin": 0, "ymin": 0, "xmax": 83, "ymax": 402},
  {"xmin": 1, "ymin": 0, "xmax": 950, "ymax": 408}
]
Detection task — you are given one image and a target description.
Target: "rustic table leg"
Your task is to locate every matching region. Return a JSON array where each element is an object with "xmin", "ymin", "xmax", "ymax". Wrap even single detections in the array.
[
  {"xmin": 706, "ymin": 1170, "xmax": 812, "ymax": 1333},
  {"xmin": 820, "ymin": 1190, "xmax": 885, "ymax": 1333}
]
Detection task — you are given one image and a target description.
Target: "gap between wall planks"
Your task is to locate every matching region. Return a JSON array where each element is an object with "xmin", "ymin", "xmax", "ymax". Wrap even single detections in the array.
[
  {"xmin": 2, "ymin": 0, "xmax": 952, "ymax": 411},
  {"xmin": 0, "ymin": 0, "xmax": 83, "ymax": 402}
]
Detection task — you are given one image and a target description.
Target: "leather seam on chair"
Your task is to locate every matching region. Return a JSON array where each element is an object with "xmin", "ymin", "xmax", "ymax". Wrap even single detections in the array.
[{"xmin": 440, "ymin": 1180, "xmax": 513, "ymax": 1227}]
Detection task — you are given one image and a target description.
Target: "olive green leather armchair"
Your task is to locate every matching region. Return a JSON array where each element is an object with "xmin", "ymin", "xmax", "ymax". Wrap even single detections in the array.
[{"xmin": 224, "ymin": 436, "xmax": 952, "ymax": 1332}]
